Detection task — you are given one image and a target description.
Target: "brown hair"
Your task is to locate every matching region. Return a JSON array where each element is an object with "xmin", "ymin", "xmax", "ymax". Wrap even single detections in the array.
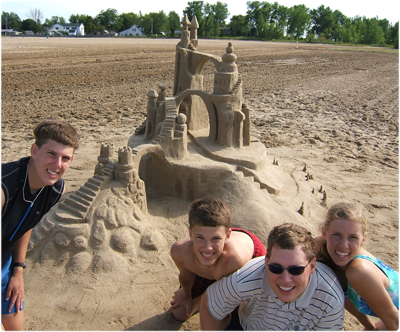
[
  {"xmin": 316, "ymin": 202, "xmax": 367, "ymax": 269},
  {"xmin": 189, "ymin": 198, "xmax": 231, "ymax": 229},
  {"xmin": 34, "ymin": 119, "xmax": 80, "ymax": 150},
  {"xmin": 267, "ymin": 223, "xmax": 315, "ymax": 261}
]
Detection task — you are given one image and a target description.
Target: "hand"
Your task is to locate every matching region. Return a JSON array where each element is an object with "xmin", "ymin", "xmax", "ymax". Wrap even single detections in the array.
[
  {"xmin": 6, "ymin": 269, "xmax": 24, "ymax": 313},
  {"xmin": 170, "ymin": 288, "xmax": 192, "ymax": 316},
  {"xmin": 361, "ymin": 320, "xmax": 389, "ymax": 332}
]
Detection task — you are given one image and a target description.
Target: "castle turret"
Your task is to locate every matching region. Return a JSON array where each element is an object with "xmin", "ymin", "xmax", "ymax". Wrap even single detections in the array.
[
  {"xmin": 190, "ymin": 15, "xmax": 199, "ymax": 48},
  {"xmin": 180, "ymin": 14, "xmax": 190, "ymax": 48},
  {"xmin": 214, "ymin": 42, "xmax": 238, "ymax": 95}
]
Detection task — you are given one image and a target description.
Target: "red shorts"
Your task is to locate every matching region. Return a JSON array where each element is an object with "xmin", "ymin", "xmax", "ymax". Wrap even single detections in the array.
[{"xmin": 191, "ymin": 228, "xmax": 265, "ymax": 299}]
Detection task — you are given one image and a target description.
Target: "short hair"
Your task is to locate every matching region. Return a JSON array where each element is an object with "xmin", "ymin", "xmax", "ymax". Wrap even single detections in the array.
[
  {"xmin": 316, "ymin": 202, "xmax": 367, "ymax": 269},
  {"xmin": 267, "ymin": 223, "xmax": 315, "ymax": 261},
  {"xmin": 33, "ymin": 119, "xmax": 80, "ymax": 150},
  {"xmin": 189, "ymin": 198, "xmax": 231, "ymax": 229}
]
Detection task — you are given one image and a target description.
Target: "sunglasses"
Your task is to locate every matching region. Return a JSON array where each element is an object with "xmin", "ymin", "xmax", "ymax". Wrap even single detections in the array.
[{"xmin": 267, "ymin": 258, "xmax": 313, "ymax": 276}]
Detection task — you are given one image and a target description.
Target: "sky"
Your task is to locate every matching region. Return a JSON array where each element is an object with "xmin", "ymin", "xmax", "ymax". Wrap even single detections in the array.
[{"xmin": 1, "ymin": 0, "xmax": 399, "ymax": 25}]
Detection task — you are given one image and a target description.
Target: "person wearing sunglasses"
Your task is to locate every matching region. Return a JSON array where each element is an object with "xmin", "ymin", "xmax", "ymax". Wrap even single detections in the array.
[{"xmin": 200, "ymin": 223, "xmax": 345, "ymax": 330}]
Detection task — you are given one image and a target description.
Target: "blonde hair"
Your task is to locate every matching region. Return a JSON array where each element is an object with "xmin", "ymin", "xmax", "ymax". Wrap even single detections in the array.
[
  {"xmin": 317, "ymin": 201, "xmax": 367, "ymax": 269},
  {"xmin": 323, "ymin": 201, "xmax": 367, "ymax": 234}
]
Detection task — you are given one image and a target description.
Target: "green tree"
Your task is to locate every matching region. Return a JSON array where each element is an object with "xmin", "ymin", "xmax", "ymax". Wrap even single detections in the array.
[
  {"xmin": 21, "ymin": 18, "xmax": 41, "ymax": 33},
  {"xmin": 69, "ymin": 14, "xmax": 103, "ymax": 35},
  {"xmin": 141, "ymin": 11, "xmax": 167, "ymax": 35},
  {"xmin": 287, "ymin": 4, "xmax": 311, "ymax": 39},
  {"xmin": 96, "ymin": 8, "xmax": 118, "ymax": 31},
  {"xmin": 166, "ymin": 11, "xmax": 181, "ymax": 37},
  {"xmin": 43, "ymin": 16, "xmax": 66, "ymax": 27},
  {"xmin": 364, "ymin": 17, "xmax": 385, "ymax": 44},
  {"xmin": 2, "ymin": 11, "xmax": 21, "ymax": 30},
  {"xmin": 389, "ymin": 22, "xmax": 398, "ymax": 48},
  {"xmin": 228, "ymin": 14, "xmax": 249, "ymax": 36},
  {"xmin": 311, "ymin": 5, "xmax": 336, "ymax": 40},
  {"xmin": 184, "ymin": 1, "xmax": 205, "ymax": 36},
  {"xmin": 118, "ymin": 12, "xmax": 141, "ymax": 31},
  {"xmin": 203, "ymin": 3, "xmax": 217, "ymax": 36}
]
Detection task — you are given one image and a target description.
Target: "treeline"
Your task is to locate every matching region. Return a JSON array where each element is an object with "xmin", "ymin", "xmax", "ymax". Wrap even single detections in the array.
[{"xmin": 1, "ymin": 1, "xmax": 398, "ymax": 48}]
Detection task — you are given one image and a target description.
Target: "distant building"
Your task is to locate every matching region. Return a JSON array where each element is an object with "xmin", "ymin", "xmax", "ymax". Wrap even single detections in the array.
[
  {"xmin": 119, "ymin": 24, "xmax": 145, "ymax": 37},
  {"xmin": 1, "ymin": 29, "xmax": 20, "ymax": 35},
  {"xmin": 52, "ymin": 23, "xmax": 85, "ymax": 36},
  {"xmin": 220, "ymin": 27, "xmax": 231, "ymax": 35}
]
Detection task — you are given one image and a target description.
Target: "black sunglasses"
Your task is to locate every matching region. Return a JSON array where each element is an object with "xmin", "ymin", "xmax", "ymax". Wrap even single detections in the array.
[{"xmin": 267, "ymin": 259, "xmax": 313, "ymax": 276}]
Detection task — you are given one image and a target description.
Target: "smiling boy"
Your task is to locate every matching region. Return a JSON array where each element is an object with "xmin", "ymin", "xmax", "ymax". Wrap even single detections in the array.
[
  {"xmin": 170, "ymin": 197, "xmax": 266, "ymax": 321},
  {"xmin": 200, "ymin": 223, "xmax": 345, "ymax": 330},
  {"xmin": 1, "ymin": 120, "xmax": 79, "ymax": 330}
]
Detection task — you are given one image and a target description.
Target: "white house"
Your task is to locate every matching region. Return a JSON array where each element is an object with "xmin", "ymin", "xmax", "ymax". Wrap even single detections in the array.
[
  {"xmin": 119, "ymin": 24, "xmax": 145, "ymax": 37},
  {"xmin": 52, "ymin": 23, "xmax": 85, "ymax": 36}
]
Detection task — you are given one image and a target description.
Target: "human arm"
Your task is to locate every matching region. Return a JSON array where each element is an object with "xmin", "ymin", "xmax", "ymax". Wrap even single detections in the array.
[
  {"xmin": 170, "ymin": 241, "xmax": 196, "ymax": 316},
  {"xmin": 6, "ymin": 229, "xmax": 32, "ymax": 312},
  {"xmin": 345, "ymin": 298, "xmax": 376, "ymax": 330},
  {"xmin": 200, "ymin": 291, "xmax": 230, "ymax": 330},
  {"xmin": 346, "ymin": 260, "xmax": 399, "ymax": 330}
]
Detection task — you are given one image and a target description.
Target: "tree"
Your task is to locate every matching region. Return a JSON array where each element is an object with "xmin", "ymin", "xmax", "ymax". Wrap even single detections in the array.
[
  {"xmin": 2, "ymin": 11, "xmax": 21, "ymax": 30},
  {"xmin": 69, "ymin": 14, "xmax": 103, "ymax": 35},
  {"xmin": 211, "ymin": 1, "xmax": 229, "ymax": 26},
  {"xmin": 311, "ymin": 5, "xmax": 336, "ymax": 40},
  {"xmin": 184, "ymin": 1, "xmax": 205, "ymax": 36},
  {"xmin": 21, "ymin": 18, "xmax": 39, "ymax": 32},
  {"xmin": 43, "ymin": 16, "xmax": 66, "ymax": 27},
  {"xmin": 141, "ymin": 11, "xmax": 167, "ymax": 35},
  {"xmin": 27, "ymin": 8, "xmax": 44, "ymax": 24},
  {"xmin": 118, "ymin": 12, "xmax": 141, "ymax": 31},
  {"xmin": 166, "ymin": 11, "xmax": 181, "ymax": 37},
  {"xmin": 229, "ymin": 14, "xmax": 249, "ymax": 37},
  {"xmin": 364, "ymin": 17, "xmax": 385, "ymax": 44},
  {"xmin": 96, "ymin": 8, "xmax": 118, "ymax": 31},
  {"xmin": 287, "ymin": 4, "xmax": 311, "ymax": 39}
]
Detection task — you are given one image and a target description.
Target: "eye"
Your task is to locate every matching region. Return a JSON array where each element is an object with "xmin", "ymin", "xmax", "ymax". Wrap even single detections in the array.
[{"xmin": 62, "ymin": 156, "xmax": 71, "ymax": 162}]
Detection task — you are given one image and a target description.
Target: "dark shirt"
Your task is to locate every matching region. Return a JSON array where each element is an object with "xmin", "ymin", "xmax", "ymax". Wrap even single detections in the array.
[{"xmin": 2, "ymin": 157, "xmax": 64, "ymax": 268}]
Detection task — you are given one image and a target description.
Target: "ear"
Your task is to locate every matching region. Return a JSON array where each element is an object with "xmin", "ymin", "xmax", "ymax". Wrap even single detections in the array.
[
  {"xmin": 189, "ymin": 227, "xmax": 193, "ymax": 239},
  {"xmin": 31, "ymin": 143, "xmax": 39, "ymax": 159},
  {"xmin": 321, "ymin": 226, "xmax": 327, "ymax": 240},
  {"xmin": 309, "ymin": 257, "xmax": 317, "ymax": 274},
  {"xmin": 225, "ymin": 228, "xmax": 232, "ymax": 243},
  {"xmin": 361, "ymin": 232, "xmax": 367, "ymax": 246}
]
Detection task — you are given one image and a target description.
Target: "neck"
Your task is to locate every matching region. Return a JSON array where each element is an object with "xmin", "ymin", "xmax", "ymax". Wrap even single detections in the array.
[{"xmin": 27, "ymin": 158, "xmax": 43, "ymax": 194}]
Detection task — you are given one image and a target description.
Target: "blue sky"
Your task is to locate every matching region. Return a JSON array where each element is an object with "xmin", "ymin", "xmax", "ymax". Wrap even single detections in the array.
[{"xmin": 1, "ymin": 0, "xmax": 399, "ymax": 25}]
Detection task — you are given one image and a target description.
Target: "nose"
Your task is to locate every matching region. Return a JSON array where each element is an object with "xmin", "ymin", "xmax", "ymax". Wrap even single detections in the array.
[
  {"xmin": 53, "ymin": 156, "xmax": 62, "ymax": 168},
  {"xmin": 279, "ymin": 270, "xmax": 292, "ymax": 282}
]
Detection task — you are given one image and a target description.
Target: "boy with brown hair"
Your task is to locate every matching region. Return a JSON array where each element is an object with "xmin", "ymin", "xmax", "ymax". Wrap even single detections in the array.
[
  {"xmin": 2, "ymin": 119, "xmax": 79, "ymax": 330},
  {"xmin": 170, "ymin": 197, "xmax": 266, "ymax": 321}
]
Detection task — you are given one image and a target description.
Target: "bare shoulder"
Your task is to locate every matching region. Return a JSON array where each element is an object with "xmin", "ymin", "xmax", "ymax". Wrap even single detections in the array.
[
  {"xmin": 217, "ymin": 230, "xmax": 255, "ymax": 275},
  {"xmin": 1, "ymin": 188, "xmax": 5, "ymax": 211},
  {"xmin": 347, "ymin": 254, "xmax": 383, "ymax": 282},
  {"xmin": 170, "ymin": 237, "xmax": 193, "ymax": 264}
]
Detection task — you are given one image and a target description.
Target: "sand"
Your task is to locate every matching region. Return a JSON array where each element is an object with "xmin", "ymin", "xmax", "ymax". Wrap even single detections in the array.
[{"xmin": 1, "ymin": 36, "xmax": 398, "ymax": 330}]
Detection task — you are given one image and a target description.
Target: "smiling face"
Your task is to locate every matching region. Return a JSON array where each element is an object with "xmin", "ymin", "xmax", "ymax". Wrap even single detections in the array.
[
  {"xmin": 322, "ymin": 218, "xmax": 366, "ymax": 269},
  {"xmin": 189, "ymin": 225, "xmax": 230, "ymax": 266},
  {"xmin": 267, "ymin": 245, "xmax": 316, "ymax": 303},
  {"xmin": 28, "ymin": 139, "xmax": 74, "ymax": 192}
]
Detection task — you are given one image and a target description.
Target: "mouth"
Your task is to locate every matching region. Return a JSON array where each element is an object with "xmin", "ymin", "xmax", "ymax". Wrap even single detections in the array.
[
  {"xmin": 200, "ymin": 252, "xmax": 214, "ymax": 260},
  {"xmin": 278, "ymin": 285, "xmax": 295, "ymax": 292},
  {"xmin": 47, "ymin": 169, "xmax": 59, "ymax": 176},
  {"xmin": 335, "ymin": 250, "xmax": 350, "ymax": 258}
]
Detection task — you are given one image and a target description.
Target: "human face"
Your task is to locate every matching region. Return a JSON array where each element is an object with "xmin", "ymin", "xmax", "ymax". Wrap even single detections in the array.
[
  {"xmin": 189, "ymin": 225, "xmax": 230, "ymax": 266},
  {"xmin": 267, "ymin": 245, "xmax": 316, "ymax": 303},
  {"xmin": 29, "ymin": 140, "xmax": 74, "ymax": 192},
  {"xmin": 322, "ymin": 218, "xmax": 365, "ymax": 269}
]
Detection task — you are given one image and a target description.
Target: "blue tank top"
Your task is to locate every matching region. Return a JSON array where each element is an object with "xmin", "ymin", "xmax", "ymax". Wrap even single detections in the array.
[{"xmin": 345, "ymin": 255, "xmax": 399, "ymax": 316}]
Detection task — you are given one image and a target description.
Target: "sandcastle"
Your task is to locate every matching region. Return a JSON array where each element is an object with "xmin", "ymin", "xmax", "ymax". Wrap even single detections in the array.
[{"xmin": 26, "ymin": 15, "xmax": 286, "ymax": 273}]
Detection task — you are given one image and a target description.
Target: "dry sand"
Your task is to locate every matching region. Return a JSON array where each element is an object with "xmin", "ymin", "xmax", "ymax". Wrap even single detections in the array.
[{"xmin": 1, "ymin": 37, "xmax": 398, "ymax": 330}]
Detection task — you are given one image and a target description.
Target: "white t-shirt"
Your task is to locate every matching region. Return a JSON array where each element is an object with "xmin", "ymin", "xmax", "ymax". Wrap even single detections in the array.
[{"xmin": 206, "ymin": 256, "xmax": 344, "ymax": 330}]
